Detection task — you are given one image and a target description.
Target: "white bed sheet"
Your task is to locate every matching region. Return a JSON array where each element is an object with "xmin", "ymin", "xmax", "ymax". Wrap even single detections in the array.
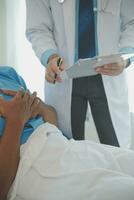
[{"xmin": 8, "ymin": 123, "xmax": 134, "ymax": 200}]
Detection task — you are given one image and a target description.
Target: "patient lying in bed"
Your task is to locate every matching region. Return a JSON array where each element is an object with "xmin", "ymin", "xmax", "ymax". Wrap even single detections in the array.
[{"xmin": 0, "ymin": 66, "xmax": 134, "ymax": 200}]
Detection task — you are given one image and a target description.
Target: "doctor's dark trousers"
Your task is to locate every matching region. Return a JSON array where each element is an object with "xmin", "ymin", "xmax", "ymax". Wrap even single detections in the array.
[
  {"xmin": 71, "ymin": 0, "xmax": 120, "ymax": 147},
  {"xmin": 71, "ymin": 75, "xmax": 120, "ymax": 147}
]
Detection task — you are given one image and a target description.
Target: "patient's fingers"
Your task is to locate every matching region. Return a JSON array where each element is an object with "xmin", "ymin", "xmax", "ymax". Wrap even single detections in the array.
[
  {"xmin": 0, "ymin": 89, "xmax": 37, "ymax": 105},
  {"xmin": 31, "ymin": 97, "xmax": 41, "ymax": 118},
  {"xmin": 21, "ymin": 91, "xmax": 39, "ymax": 115},
  {"xmin": 15, "ymin": 90, "xmax": 38, "ymax": 108},
  {"xmin": 23, "ymin": 91, "xmax": 38, "ymax": 107},
  {"xmin": 0, "ymin": 96, "xmax": 4, "ymax": 101},
  {"xmin": 0, "ymin": 88, "xmax": 27, "ymax": 97},
  {"xmin": 14, "ymin": 90, "xmax": 24, "ymax": 99},
  {"xmin": 0, "ymin": 96, "xmax": 6, "ymax": 116},
  {"xmin": 0, "ymin": 96, "xmax": 4, "ymax": 109},
  {"xmin": 29, "ymin": 91, "xmax": 37, "ymax": 106},
  {"xmin": 0, "ymin": 89, "xmax": 17, "ymax": 96},
  {"xmin": 22, "ymin": 90, "xmax": 31, "ymax": 102}
]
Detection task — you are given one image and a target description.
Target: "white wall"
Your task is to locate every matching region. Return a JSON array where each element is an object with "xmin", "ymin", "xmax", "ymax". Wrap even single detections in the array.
[
  {"xmin": 0, "ymin": 0, "xmax": 7, "ymax": 64},
  {"xmin": 0, "ymin": 0, "xmax": 44, "ymax": 99},
  {"xmin": 10, "ymin": 0, "xmax": 44, "ymax": 99}
]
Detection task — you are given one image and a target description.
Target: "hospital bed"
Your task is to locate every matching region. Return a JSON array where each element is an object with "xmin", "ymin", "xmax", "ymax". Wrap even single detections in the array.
[{"xmin": 7, "ymin": 122, "xmax": 134, "ymax": 200}]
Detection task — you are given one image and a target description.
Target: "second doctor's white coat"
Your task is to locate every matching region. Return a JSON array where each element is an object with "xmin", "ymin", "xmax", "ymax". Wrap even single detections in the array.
[{"xmin": 26, "ymin": 0, "xmax": 134, "ymax": 147}]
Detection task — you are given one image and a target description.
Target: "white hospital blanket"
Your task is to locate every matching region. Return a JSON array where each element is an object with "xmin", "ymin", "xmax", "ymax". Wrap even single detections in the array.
[{"xmin": 8, "ymin": 123, "xmax": 134, "ymax": 200}]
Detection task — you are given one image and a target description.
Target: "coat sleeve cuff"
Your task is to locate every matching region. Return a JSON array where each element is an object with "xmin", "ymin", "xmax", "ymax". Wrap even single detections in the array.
[
  {"xmin": 119, "ymin": 47, "xmax": 134, "ymax": 64},
  {"xmin": 41, "ymin": 49, "xmax": 58, "ymax": 67}
]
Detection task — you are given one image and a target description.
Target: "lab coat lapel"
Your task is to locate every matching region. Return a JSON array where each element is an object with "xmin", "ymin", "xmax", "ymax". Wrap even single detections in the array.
[{"xmin": 62, "ymin": 0, "xmax": 76, "ymax": 65}]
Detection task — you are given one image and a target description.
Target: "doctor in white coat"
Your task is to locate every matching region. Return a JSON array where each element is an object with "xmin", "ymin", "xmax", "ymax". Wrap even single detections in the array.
[{"xmin": 26, "ymin": 0, "xmax": 134, "ymax": 147}]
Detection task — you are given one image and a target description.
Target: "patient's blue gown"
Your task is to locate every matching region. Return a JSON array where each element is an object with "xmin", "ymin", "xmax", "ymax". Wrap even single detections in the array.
[{"xmin": 0, "ymin": 66, "xmax": 44, "ymax": 144}]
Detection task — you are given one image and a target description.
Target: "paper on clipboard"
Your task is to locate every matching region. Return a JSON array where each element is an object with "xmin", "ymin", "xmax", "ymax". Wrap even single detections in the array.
[{"xmin": 60, "ymin": 53, "xmax": 134, "ymax": 80}]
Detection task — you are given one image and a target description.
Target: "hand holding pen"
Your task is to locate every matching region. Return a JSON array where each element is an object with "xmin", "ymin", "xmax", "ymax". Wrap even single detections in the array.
[
  {"xmin": 53, "ymin": 57, "xmax": 63, "ymax": 84},
  {"xmin": 45, "ymin": 55, "xmax": 65, "ymax": 84}
]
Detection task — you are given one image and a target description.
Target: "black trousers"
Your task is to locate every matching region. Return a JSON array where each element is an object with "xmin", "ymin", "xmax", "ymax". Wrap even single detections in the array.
[{"xmin": 71, "ymin": 75, "xmax": 119, "ymax": 147}]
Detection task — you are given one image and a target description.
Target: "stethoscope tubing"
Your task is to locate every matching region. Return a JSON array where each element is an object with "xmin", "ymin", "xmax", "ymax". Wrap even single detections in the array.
[{"xmin": 58, "ymin": 0, "xmax": 65, "ymax": 4}]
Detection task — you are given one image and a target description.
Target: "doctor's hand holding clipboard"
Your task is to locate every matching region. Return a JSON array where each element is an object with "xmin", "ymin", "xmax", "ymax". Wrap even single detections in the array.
[
  {"xmin": 45, "ymin": 54, "xmax": 130, "ymax": 82},
  {"xmin": 95, "ymin": 59, "xmax": 129, "ymax": 76},
  {"xmin": 45, "ymin": 55, "xmax": 66, "ymax": 84}
]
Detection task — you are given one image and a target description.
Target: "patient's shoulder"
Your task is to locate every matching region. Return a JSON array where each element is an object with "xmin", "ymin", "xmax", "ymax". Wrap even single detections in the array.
[
  {"xmin": 0, "ymin": 66, "xmax": 18, "ymax": 79},
  {"xmin": 0, "ymin": 66, "xmax": 27, "ymax": 88}
]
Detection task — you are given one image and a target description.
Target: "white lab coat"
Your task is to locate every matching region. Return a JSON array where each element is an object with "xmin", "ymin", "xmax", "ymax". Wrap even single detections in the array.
[{"xmin": 26, "ymin": 0, "xmax": 134, "ymax": 147}]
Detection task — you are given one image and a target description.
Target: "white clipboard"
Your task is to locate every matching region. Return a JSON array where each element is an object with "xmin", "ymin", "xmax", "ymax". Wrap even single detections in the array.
[{"xmin": 61, "ymin": 53, "xmax": 134, "ymax": 80}]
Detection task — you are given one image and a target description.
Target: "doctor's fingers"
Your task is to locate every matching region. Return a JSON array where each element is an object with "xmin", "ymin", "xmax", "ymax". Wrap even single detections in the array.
[
  {"xmin": 45, "ymin": 66, "xmax": 59, "ymax": 83},
  {"xmin": 97, "ymin": 68, "xmax": 124, "ymax": 76},
  {"xmin": 57, "ymin": 60, "xmax": 66, "ymax": 71},
  {"xmin": 45, "ymin": 71, "xmax": 62, "ymax": 83},
  {"xmin": 104, "ymin": 63, "xmax": 124, "ymax": 75},
  {"xmin": 104, "ymin": 62, "xmax": 124, "ymax": 70},
  {"xmin": 96, "ymin": 62, "xmax": 123, "ymax": 70},
  {"xmin": 45, "ymin": 71, "xmax": 55, "ymax": 83},
  {"xmin": 47, "ymin": 63, "xmax": 61, "ymax": 74},
  {"xmin": 96, "ymin": 63, "xmax": 124, "ymax": 75}
]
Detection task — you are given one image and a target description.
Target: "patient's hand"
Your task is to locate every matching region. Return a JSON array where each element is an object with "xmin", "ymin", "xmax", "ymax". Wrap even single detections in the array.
[
  {"xmin": 38, "ymin": 101, "xmax": 58, "ymax": 126},
  {"xmin": 29, "ymin": 97, "xmax": 58, "ymax": 126},
  {"xmin": 0, "ymin": 89, "xmax": 37, "ymax": 126},
  {"xmin": 0, "ymin": 89, "xmax": 58, "ymax": 126},
  {"xmin": 0, "ymin": 89, "xmax": 39, "ymax": 200}
]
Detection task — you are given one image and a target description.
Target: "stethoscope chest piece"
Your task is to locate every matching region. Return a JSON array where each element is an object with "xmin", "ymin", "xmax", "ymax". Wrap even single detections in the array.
[{"xmin": 58, "ymin": 0, "xmax": 65, "ymax": 3}]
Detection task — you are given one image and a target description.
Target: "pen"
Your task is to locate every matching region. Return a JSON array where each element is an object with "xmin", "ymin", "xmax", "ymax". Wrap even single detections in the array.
[{"xmin": 53, "ymin": 57, "xmax": 63, "ymax": 84}]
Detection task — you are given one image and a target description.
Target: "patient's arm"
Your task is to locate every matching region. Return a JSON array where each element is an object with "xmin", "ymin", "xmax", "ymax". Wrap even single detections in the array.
[
  {"xmin": 0, "ymin": 90, "xmax": 37, "ymax": 199},
  {"xmin": 31, "ymin": 99, "xmax": 58, "ymax": 126},
  {"xmin": 0, "ymin": 89, "xmax": 58, "ymax": 126},
  {"xmin": 0, "ymin": 120, "xmax": 24, "ymax": 200}
]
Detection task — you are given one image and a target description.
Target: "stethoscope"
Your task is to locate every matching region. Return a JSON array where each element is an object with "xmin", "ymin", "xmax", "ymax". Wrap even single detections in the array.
[{"xmin": 58, "ymin": 0, "xmax": 65, "ymax": 3}]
